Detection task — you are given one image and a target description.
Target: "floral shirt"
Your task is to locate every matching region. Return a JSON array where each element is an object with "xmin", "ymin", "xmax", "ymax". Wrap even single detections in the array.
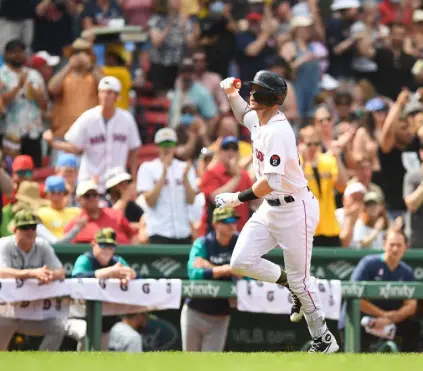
[{"xmin": 0, "ymin": 65, "xmax": 46, "ymax": 139}]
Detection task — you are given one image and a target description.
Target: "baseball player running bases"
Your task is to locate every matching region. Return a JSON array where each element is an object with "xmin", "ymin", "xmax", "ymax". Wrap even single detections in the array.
[{"xmin": 216, "ymin": 71, "xmax": 339, "ymax": 353}]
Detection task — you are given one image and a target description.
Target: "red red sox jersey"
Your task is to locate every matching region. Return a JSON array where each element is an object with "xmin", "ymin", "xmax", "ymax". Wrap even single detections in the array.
[
  {"xmin": 65, "ymin": 106, "xmax": 141, "ymax": 193},
  {"xmin": 242, "ymin": 110, "xmax": 307, "ymax": 197}
]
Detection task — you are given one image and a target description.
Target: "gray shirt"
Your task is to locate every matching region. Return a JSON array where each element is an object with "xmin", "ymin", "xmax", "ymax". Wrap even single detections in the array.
[
  {"xmin": 403, "ymin": 169, "xmax": 423, "ymax": 249},
  {"xmin": 108, "ymin": 322, "xmax": 143, "ymax": 352},
  {"xmin": 0, "ymin": 236, "xmax": 63, "ymax": 270}
]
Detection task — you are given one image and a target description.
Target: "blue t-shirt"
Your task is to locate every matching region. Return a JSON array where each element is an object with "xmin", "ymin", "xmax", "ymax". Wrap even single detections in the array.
[
  {"xmin": 338, "ymin": 254, "xmax": 414, "ymax": 329},
  {"xmin": 81, "ymin": 0, "xmax": 123, "ymax": 27}
]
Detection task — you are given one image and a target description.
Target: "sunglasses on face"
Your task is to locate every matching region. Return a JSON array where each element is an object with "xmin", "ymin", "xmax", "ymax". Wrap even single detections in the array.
[
  {"xmin": 220, "ymin": 217, "xmax": 237, "ymax": 225},
  {"xmin": 98, "ymin": 243, "xmax": 116, "ymax": 249},
  {"xmin": 159, "ymin": 141, "xmax": 176, "ymax": 148},
  {"xmin": 49, "ymin": 191, "xmax": 67, "ymax": 196},
  {"xmin": 221, "ymin": 144, "xmax": 239, "ymax": 151},
  {"xmin": 83, "ymin": 192, "xmax": 99, "ymax": 199},
  {"xmin": 18, "ymin": 224, "xmax": 37, "ymax": 231},
  {"xmin": 305, "ymin": 142, "xmax": 320, "ymax": 147},
  {"xmin": 16, "ymin": 170, "xmax": 32, "ymax": 178}
]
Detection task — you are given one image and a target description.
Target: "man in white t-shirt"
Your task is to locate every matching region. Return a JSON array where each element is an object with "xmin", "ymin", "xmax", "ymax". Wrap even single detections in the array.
[
  {"xmin": 136, "ymin": 128, "xmax": 197, "ymax": 244},
  {"xmin": 43, "ymin": 76, "xmax": 141, "ymax": 193}
]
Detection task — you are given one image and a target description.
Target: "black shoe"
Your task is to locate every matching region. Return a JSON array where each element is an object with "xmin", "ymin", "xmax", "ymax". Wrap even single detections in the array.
[
  {"xmin": 308, "ymin": 331, "xmax": 339, "ymax": 353},
  {"xmin": 289, "ymin": 289, "xmax": 304, "ymax": 323}
]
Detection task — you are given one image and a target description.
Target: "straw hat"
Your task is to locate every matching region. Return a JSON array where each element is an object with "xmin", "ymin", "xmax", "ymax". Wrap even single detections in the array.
[{"xmin": 12, "ymin": 181, "xmax": 49, "ymax": 214}]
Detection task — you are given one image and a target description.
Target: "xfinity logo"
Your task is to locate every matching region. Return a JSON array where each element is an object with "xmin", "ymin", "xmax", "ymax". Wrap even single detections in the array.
[
  {"xmin": 341, "ymin": 283, "xmax": 365, "ymax": 298},
  {"xmin": 183, "ymin": 282, "xmax": 221, "ymax": 298},
  {"xmin": 379, "ymin": 284, "xmax": 415, "ymax": 299}
]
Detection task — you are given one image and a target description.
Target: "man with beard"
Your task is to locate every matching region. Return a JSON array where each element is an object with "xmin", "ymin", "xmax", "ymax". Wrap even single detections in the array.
[
  {"xmin": 357, "ymin": 22, "xmax": 416, "ymax": 100},
  {"xmin": 0, "ymin": 39, "xmax": 47, "ymax": 167}
]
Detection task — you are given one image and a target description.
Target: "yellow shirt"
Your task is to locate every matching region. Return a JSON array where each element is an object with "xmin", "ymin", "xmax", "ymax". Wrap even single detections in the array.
[
  {"xmin": 303, "ymin": 153, "xmax": 340, "ymax": 237},
  {"xmin": 209, "ymin": 140, "xmax": 252, "ymax": 161},
  {"xmin": 181, "ymin": 0, "xmax": 199, "ymax": 15},
  {"xmin": 102, "ymin": 67, "xmax": 132, "ymax": 110},
  {"xmin": 38, "ymin": 207, "xmax": 81, "ymax": 238}
]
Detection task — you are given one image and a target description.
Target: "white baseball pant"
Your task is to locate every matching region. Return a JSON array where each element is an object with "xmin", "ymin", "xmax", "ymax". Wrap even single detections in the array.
[{"xmin": 230, "ymin": 187, "xmax": 326, "ymax": 337}]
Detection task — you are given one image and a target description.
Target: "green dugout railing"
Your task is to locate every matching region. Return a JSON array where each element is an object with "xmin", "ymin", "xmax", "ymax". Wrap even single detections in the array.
[
  {"xmin": 85, "ymin": 280, "xmax": 423, "ymax": 353},
  {"xmin": 54, "ymin": 244, "xmax": 423, "ymax": 281}
]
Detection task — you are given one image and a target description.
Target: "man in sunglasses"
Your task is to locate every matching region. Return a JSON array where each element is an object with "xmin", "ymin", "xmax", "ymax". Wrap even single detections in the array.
[
  {"xmin": 137, "ymin": 128, "xmax": 196, "ymax": 244},
  {"xmin": 216, "ymin": 71, "xmax": 339, "ymax": 353},
  {"xmin": 181, "ymin": 207, "xmax": 241, "ymax": 352},
  {"xmin": 0, "ymin": 209, "xmax": 66, "ymax": 350},
  {"xmin": 70, "ymin": 227, "xmax": 136, "ymax": 350},
  {"xmin": 200, "ymin": 136, "xmax": 252, "ymax": 236},
  {"xmin": 65, "ymin": 180, "xmax": 136, "ymax": 244}
]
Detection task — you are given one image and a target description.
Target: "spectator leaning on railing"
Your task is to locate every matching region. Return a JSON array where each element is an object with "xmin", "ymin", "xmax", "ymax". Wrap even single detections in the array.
[
  {"xmin": 181, "ymin": 208, "xmax": 241, "ymax": 352},
  {"xmin": 70, "ymin": 227, "xmax": 136, "ymax": 350},
  {"xmin": 338, "ymin": 227, "xmax": 419, "ymax": 352},
  {"xmin": 0, "ymin": 210, "xmax": 66, "ymax": 351}
]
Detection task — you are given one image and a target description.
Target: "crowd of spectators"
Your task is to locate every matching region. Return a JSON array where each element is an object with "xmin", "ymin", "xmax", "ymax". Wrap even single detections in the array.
[{"xmin": 0, "ymin": 0, "xmax": 422, "ymax": 353}]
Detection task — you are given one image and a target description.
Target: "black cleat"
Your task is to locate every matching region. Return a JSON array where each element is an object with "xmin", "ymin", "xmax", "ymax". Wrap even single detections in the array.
[{"xmin": 308, "ymin": 331, "xmax": 339, "ymax": 353}]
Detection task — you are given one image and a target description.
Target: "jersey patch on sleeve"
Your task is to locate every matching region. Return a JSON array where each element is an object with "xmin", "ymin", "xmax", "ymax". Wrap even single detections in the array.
[{"xmin": 270, "ymin": 155, "xmax": 281, "ymax": 166}]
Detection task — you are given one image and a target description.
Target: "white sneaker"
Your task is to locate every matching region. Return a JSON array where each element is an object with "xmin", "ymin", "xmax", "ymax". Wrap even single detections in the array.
[{"xmin": 308, "ymin": 330, "xmax": 339, "ymax": 353}]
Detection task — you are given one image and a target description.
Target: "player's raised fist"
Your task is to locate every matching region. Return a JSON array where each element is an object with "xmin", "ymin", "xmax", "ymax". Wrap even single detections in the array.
[{"xmin": 220, "ymin": 77, "xmax": 241, "ymax": 95}]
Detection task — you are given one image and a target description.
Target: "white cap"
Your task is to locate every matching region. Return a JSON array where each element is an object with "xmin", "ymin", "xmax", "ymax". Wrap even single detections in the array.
[
  {"xmin": 98, "ymin": 76, "xmax": 121, "ymax": 93},
  {"xmin": 76, "ymin": 180, "xmax": 98, "ymax": 197},
  {"xmin": 105, "ymin": 167, "xmax": 132, "ymax": 190},
  {"xmin": 290, "ymin": 16, "xmax": 313, "ymax": 29},
  {"xmin": 154, "ymin": 128, "xmax": 178, "ymax": 144},
  {"xmin": 344, "ymin": 182, "xmax": 367, "ymax": 197},
  {"xmin": 320, "ymin": 74, "xmax": 340, "ymax": 91},
  {"xmin": 35, "ymin": 51, "xmax": 60, "ymax": 66},
  {"xmin": 331, "ymin": 0, "xmax": 360, "ymax": 11},
  {"xmin": 413, "ymin": 9, "xmax": 423, "ymax": 23}
]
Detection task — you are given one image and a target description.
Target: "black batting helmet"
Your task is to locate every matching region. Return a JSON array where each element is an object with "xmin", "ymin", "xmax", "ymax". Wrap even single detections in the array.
[{"xmin": 245, "ymin": 70, "xmax": 288, "ymax": 107}]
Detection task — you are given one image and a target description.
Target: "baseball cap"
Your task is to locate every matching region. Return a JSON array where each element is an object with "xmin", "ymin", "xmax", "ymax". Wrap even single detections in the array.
[
  {"xmin": 12, "ymin": 155, "xmax": 34, "ymax": 172},
  {"xmin": 247, "ymin": 12, "xmax": 263, "ymax": 22},
  {"xmin": 320, "ymin": 74, "xmax": 340, "ymax": 91},
  {"xmin": 212, "ymin": 208, "xmax": 240, "ymax": 223},
  {"xmin": 365, "ymin": 97, "xmax": 387, "ymax": 112},
  {"xmin": 331, "ymin": 0, "xmax": 360, "ymax": 11},
  {"xmin": 404, "ymin": 99, "xmax": 423, "ymax": 116},
  {"xmin": 364, "ymin": 192, "xmax": 383, "ymax": 205},
  {"xmin": 343, "ymin": 182, "xmax": 367, "ymax": 197},
  {"xmin": 13, "ymin": 209, "xmax": 38, "ymax": 229},
  {"xmin": 220, "ymin": 136, "xmax": 239, "ymax": 149},
  {"xmin": 95, "ymin": 228, "xmax": 117, "ymax": 246},
  {"xmin": 76, "ymin": 180, "xmax": 98, "ymax": 197},
  {"xmin": 45, "ymin": 176, "xmax": 67, "ymax": 193},
  {"xmin": 31, "ymin": 51, "xmax": 60, "ymax": 68},
  {"xmin": 98, "ymin": 76, "xmax": 121, "ymax": 93},
  {"xmin": 290, "ymin": 16, "xmax": 313, "ymax": 29},
  {"xmin": 56, "ymin": 153, "xmax": 78, "ymax": 169},
  {"xmin": 154, "ymin": 128, "xmax": 178, "ymax": 144},
  {"xmin": 413, "ymin": 9, "xmax": 423, "ymax": 23},
  {"xmin": 105, "ymin": 167, "xmax": 132, "ymax": 190}
]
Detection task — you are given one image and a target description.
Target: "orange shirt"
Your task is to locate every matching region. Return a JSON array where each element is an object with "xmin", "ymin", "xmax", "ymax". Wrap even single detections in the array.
[{"xmin": 51, "ymin": 72, "xmax": 98, "ymax": 137}]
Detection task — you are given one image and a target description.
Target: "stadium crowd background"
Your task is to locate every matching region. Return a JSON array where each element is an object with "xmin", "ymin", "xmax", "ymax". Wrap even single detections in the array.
[{"xmin": 0, "ymin": 0, "xmax": 423, "ymax": 353}]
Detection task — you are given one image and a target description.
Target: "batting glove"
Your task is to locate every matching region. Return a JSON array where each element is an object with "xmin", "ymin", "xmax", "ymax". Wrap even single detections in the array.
[
  {"xmin": 215, "ymin": 192, "xmax": 242, "ymax": 209},
  {"xmin": 220, "ymin": 77, "xmax": 237, "ymax": 95}
]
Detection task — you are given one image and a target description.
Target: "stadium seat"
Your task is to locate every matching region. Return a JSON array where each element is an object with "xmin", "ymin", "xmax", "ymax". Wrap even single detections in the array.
[{"xmin": 138, "ymin": 97, "xmax": 170, "ymax": 111}]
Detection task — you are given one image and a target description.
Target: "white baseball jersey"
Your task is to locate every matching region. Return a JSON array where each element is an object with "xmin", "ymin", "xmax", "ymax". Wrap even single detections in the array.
[
  {"xmin": 136, "ymin": 158, "xmax": 197, "ymax": 239},
  {"xmin": 242, "ymin": 110, "xmax": 307, "ymax": 197},
  {"xmin": 65, "ymin": 106, "xmax": 141, "ymax": 193}
]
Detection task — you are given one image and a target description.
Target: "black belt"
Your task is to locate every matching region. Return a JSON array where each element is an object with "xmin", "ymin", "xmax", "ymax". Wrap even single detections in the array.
[{"xmin": 266, "ymin": 187, "xmax": 310, "ymax": 207}]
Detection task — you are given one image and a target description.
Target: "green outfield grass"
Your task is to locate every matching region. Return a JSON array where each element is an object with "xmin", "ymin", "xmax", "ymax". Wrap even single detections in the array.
[{"xmin": 1, "ymin": 352, "xmax": 422, "ymax": 371}]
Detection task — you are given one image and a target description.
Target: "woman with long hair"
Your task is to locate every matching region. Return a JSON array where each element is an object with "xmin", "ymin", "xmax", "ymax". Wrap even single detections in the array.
[
  {"xmin": 352, "ymin": 97, "xmax": 389, "ymax": 172},
  {"xmin": 351, "ymin": 192, "xmax": 388, "ymax": 249}
]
